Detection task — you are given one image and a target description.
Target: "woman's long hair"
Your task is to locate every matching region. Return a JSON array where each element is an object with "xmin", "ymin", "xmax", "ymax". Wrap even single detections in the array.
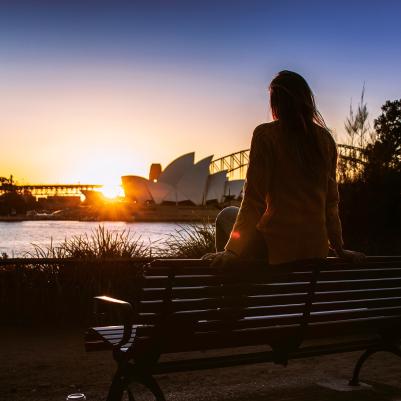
[{"xmin": 269, "ymin": 70, "xmax": 329, "ymax": 179}]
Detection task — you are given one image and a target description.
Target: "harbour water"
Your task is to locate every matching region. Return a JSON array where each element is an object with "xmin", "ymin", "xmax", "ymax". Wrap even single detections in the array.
[{"xmin": 0, "ymin": 221, "xmax": 190, "ymax": 257}]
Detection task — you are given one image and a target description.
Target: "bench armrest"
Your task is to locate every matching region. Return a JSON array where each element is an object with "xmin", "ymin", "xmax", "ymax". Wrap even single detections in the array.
[{"xmin": 94, "ymin": 296, "xmax": 135, "ymax": 349}]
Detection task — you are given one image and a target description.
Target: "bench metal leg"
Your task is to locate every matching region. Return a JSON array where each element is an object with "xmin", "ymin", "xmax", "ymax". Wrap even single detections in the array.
[
  {"xmin": 106, "ymin": 368, "xmax": 137, "ymax": 401},
  {"xmin": 106, "ymin": 382, "xmax": 135, "ymax": 401},
  {"xmin": 107, "ymin": 364, "xmax": 166, "ymax": 401},
  {"xmin": 349, "ymin": 344, "xmax": 401, "ymax": 386},
  {"xmin": 135, "ymin": 372, "xmax": 166, "ymax": 401},
  {"xmin": 349, "ymin": 348, "xmax": 378, "ymax": 386},
  {"xmin": 106, "ymin": 371, "xmax": 125, "ymax": 401}
]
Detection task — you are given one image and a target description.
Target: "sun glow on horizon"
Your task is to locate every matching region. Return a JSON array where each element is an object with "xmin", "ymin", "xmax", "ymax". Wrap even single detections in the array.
[{"xmin": 100, "ymin": 183, "xmax": 124, "ymax": 199}]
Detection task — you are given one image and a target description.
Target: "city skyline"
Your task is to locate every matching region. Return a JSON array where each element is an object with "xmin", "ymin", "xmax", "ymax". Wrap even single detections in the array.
[{"xmin": 1, "ymin": 0, "xmax": 401, "ymax": 189}]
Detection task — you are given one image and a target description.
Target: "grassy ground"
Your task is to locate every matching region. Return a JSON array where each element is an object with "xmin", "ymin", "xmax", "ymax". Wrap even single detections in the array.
[{"xmin": 1, "ymin": 327, "xmax": 400, "ymax": 401}]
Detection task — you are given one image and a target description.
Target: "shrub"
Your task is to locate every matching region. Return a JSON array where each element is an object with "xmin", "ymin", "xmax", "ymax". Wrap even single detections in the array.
[{"xmin": 157, "ymin": 222, "xmax": 215, "ymax": 258}]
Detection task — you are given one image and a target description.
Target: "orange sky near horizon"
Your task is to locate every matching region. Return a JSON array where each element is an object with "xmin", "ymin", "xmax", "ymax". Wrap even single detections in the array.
[
  {"xmin": 1, "ymin": 64, "xmax": 257, "ymax": 185},
  {"xmin": 0, "ymin": 63, "xmax": 352, "ymax": 190}
]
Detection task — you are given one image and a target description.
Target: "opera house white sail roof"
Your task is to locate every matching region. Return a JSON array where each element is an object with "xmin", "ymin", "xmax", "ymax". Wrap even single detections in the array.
[{"xmin": 122, "ymin": 153, "xmax": 245, "ymax": 206}]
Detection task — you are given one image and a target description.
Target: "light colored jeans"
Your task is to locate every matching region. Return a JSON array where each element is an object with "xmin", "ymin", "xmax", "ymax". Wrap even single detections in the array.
[{"xmin": 215, "ymin": 206, "xmax": 268, "ymax": 259}]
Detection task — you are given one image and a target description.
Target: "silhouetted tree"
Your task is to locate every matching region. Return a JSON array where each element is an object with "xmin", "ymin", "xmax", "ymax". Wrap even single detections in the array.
[
  {"xmin": 0, "ymin": 191, "xmax": 27, "ymax": 215},
  {"xmin": 364, "ymin": 99, "xmax": 401, "ymax": 179}
]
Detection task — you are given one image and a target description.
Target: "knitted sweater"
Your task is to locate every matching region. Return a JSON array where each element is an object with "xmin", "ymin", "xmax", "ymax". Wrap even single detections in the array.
[{"xmin": 225, "ymin": 121, "xmax": 343, "ymax": 265}]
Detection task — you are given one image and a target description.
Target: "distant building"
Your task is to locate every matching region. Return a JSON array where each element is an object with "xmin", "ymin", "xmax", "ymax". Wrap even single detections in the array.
[{"xmin": 122, "ymin": 152, "xmax": 245, "ymax": 206}]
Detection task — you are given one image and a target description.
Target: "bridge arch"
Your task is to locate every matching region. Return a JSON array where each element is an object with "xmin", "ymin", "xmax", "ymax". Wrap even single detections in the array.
[{"xmin": 210, "ymin": 144, "xmax": 366, "ymax": 180}]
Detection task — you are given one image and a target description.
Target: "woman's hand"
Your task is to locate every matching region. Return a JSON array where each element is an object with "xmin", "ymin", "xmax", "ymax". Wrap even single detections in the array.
[
  {"xmin": 336, "ymin": 248, "xmax": 366, "ymax": 263},
  {"xmin": 201, "ymin": 250, "xmax": 239, "ymax": 267}
]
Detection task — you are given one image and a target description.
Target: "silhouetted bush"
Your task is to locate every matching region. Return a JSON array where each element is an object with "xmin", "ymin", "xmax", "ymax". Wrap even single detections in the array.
[{"xmin": 339, "ymin": 99, "xmax": 401, "ymax": 254}]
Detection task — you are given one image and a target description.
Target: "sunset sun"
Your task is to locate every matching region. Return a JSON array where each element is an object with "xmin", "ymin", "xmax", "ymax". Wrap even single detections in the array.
[{"xmin": 100, "ymin": 183, "xmax": 123, "ymax": 199}]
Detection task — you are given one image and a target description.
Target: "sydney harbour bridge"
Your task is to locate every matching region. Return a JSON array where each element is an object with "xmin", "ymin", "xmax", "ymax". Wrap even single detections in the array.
[
  {"xmin": 0, "ymin": 144, "xmax": 365, "ymax": 196},
  {"xmin": 210, "ymin": 144, "xmax": 366, "ymax": 180}
]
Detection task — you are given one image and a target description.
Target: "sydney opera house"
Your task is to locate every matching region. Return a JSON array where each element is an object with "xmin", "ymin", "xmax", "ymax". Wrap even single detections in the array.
[{"xmin": 122, "ymin": 153, "xmax": 244, "ymax": 206}]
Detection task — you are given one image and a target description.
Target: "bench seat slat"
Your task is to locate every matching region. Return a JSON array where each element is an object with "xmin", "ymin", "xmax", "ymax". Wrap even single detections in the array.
[
  {"xmin": 242, "ymin": 293, "xmax": 309, "ymax": 306},
  {"xmin": 171, "ymin": 273, "xmax": 313, "ymax": 286},
  {"xmin": 139, "ymin": 293, "xmax": 311, "ymax": 313},
  {"xmin": 306, "ymin": 315, "xmax": 400, "ymax": 336},
  {"xmin": 134, "ymin": 311, "xmax": 304, "ymax": 328},
  {"xmin": 142, "ymin": 283, "xmax": 311, "ymax": 300},
  {"xmin": 180, "ymin": 283, "xmax": 311, "ymax": 292},
  {"xmin": 319, "ymin": 268, "xmax": 401, "ymax": 281},
  {"xmin": 140, "ymin": 298, "xmax": 221, "ymax": 312},
  {"xmin": 143, "ymin": 269, "xmax": 401, "ymax": 289},
  {"xmin": 311, "ymin": 296, "xmax": 401, "ymax": 312},
  {"xmin": 141, "ymin": 302, "xmax": 306, "ymax": 318},
  {"xmin": 309, "ymin": 305, "xmax": 401, "ymax": 323},
  {"xmin": 319, "ymin": 260, "xmax": 401, "ymax": 271},
  {"xmin": 316, "ymin": 278, "xmax": 401, "ymax": 292},
  {"xmin": 314, "ymin": 287, "xmax": 401, "ymax": 302},
  {"xmin": 146, "ymin": 257, "xmax": 401, "ymax": 275}
]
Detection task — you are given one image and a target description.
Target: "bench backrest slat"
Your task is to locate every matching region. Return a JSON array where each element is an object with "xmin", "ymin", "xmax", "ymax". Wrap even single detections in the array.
[{"xmin": 131, "ymin": 257, "xmax": 401, "ymax": 353}]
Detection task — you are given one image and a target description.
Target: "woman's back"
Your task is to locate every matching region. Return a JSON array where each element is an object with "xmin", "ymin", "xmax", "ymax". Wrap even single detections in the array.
[
  {"xmin": 259, "ymin": 121, "xmax": 334, "ymax": 222},
  {"xmin": 253, "ymin": 121, "xmax": 341, "ymax": 264}
]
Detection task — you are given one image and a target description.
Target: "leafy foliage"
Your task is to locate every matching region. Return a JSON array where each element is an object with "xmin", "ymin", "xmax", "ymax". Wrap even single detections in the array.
[{"xmin": 364, "ymin": 99, "xmax": 401, "ymax": 177}]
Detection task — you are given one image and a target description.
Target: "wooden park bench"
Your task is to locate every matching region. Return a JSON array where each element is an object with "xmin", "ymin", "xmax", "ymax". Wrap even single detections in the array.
[{"xmin": 85, "ymin": 256, "xmax": 401, "ymax": 401}]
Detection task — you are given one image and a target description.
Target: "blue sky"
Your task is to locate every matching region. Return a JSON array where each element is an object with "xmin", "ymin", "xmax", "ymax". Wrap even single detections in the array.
[{"xmin": 1, "ymin": 0, "xmax": 400, "ymax": 183}]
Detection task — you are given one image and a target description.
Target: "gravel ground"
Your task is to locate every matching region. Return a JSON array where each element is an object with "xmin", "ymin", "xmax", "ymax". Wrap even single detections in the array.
[{"xmin": 0, "ymin": 327, "xmax": 400, "ymax": 401}]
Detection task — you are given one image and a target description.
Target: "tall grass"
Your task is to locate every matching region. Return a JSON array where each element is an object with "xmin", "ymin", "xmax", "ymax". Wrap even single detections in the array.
[
  {"xmin": 157, "ymin": 221, "xmax": 215, "ymax": 258},
  {"xmin": 26, "ymin": 223, "xmax": 216, "ymax": 259},
  {"xmin": 26, "ymin": 225, "xmax": 150, "ymax": 259}
]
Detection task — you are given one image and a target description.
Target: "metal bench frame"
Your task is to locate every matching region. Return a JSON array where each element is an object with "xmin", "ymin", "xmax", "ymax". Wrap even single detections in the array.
[{"xmin": 85, "ymin": 256, "xmax": 401, "ymax": 401}]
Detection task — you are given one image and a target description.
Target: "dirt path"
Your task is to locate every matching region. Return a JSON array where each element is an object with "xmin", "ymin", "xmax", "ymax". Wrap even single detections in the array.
[{"xmin": 1, "ymin": 327, "xmax": 400, "ymax": 401}]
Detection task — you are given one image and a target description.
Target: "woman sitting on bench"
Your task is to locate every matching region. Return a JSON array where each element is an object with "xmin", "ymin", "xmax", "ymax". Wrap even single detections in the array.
[{"xmin": 207, "ymin": 70, "xmax": 364, "ymax": 266}]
